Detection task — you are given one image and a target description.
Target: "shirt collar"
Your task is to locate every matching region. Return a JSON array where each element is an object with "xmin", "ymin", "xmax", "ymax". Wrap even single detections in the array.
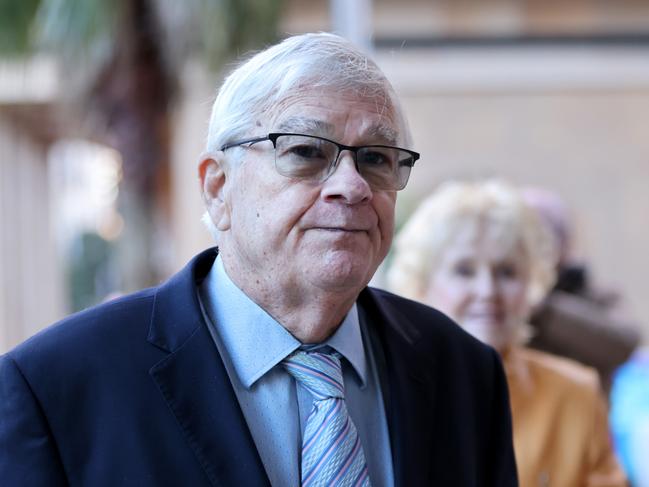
[
  {"xmin": 322, "ymin": 306, "xmax": 367, "ymax": 388},
  {"xmin": 201, "ymin": 255, "xmax": 367, "ymax": 389}
]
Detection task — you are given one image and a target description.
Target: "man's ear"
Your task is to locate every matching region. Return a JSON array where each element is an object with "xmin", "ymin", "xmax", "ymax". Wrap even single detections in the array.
[{"xmin": 198, "ymin": 151, "xmax": 231, "ymax": 231}]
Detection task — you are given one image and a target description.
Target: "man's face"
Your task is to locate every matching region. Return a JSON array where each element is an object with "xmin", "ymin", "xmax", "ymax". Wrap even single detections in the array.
[{"xmin": 213, "ymin": 89, "xmax": 399, "ymax": 299}]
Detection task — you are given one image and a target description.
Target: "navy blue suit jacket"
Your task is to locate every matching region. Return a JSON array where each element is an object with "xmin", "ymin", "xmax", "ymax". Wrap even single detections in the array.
[{"xmin": 0, "ymin": 248, "xmax": 517, "ymax": 486}]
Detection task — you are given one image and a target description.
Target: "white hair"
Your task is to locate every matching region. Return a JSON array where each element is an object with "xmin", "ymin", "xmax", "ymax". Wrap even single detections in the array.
[
  {"xmin": 387, "ymin": 179, "xmax": 559, "ymax": 319},
  {"xmin": 205, "ymin": 32, "xmax": 411, "ymax": 153}
]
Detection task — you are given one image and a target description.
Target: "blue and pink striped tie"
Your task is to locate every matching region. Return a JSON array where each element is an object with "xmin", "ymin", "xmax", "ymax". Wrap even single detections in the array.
[{"xmin": 283, "ymin": 350, "xmax": 371, "ymax": 487}]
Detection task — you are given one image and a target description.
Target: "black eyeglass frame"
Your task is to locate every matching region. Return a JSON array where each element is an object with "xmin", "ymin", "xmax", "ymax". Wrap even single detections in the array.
[{"xmin": 220, "ymin": 132, "xmax": 420, "ymax": 191}]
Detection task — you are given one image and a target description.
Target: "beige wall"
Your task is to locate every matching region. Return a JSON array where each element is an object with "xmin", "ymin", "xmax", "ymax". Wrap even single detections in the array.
[
  {"xmin": 282, "ymin": 0, "xmax": 649, "ymax": 38},
  {"xmin": 377, "ymin": 47, "xmax": 649, "ymax": 341}
]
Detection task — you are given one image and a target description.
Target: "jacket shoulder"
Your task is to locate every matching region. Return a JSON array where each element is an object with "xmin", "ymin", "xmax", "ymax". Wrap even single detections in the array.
[{"xmin": 5, "ymin": 288, "xmax": 157, "ymax": 369}]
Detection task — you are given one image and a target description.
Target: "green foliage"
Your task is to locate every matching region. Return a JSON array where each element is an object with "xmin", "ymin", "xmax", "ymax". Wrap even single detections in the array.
[
  {"xmin": 0, "ymin": 0, "xmax": 41, "ymax": 55},
  {"xmin": 33, "ymin": 0, "xmax": 118, "ymax": 56},
  {"xmin": 1, "ymin": 0, "xmax": 283, "ymax": 68},
  {"xmin": 0, "ymin": 0, "xmax": 119, "ymax": 64},
  {"xmin": 167, "ymin": 0, "xmax": 283, "ymax": 68}
]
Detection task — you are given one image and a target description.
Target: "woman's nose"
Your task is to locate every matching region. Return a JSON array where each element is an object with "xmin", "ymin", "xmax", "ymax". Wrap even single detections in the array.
[{"xmin": 474, "ymin": 269, "xmax": 497, "ymax": 299}]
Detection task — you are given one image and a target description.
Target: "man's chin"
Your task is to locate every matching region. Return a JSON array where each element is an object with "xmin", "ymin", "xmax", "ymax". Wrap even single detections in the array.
[
  {"xmin": 307, "ymin": 255, "xmax": 374, "ymax": 293},
  {"xmin": 306, "ymin": 229, "xmax": 372, "ymax": 252}
]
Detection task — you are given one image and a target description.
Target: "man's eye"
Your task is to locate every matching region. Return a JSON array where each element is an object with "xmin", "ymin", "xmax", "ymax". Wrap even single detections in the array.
[
  {"xmin": 289, "ymin": 143, "xmax": 327, "ymax": 160},
  {"xmin": 360, "ymin": 148, "xmax": 397, "ymax": 169},
  {"xmin": 363, "ymin": 151, "xmax": 388, "ymax": 165}
]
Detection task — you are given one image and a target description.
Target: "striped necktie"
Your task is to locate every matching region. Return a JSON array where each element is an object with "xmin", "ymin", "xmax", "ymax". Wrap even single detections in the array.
[{"xmin": 283, "ymin": 350, "xmax": 371, "ymax": 487}]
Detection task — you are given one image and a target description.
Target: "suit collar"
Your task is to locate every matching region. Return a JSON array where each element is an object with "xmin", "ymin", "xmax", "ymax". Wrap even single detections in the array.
[
  {"xmin": 147, "ymin": 247, "xmax": 270, "ymax": 487},
  {"xmin": 147, "ymin": 247, "xmax": 217, "ymax": 353}
]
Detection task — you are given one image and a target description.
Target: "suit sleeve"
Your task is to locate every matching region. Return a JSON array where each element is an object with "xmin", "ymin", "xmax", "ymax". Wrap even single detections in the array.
[
  {"xmin": 487, "ymin": 349, "xmax": 519, "ymax": 487},
  {"xmin": 0, "ymin": 354, "xmax": 68, "ymax": 486}
]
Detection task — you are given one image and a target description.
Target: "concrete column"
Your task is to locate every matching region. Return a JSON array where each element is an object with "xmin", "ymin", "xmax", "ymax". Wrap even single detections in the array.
[
  {"xmin": 330, "ymin": 0, "xmax": 374, "ymax": 52},
  {"xmin": 0, "ymin": 116, "xmax": 65, "ymax": 352}
]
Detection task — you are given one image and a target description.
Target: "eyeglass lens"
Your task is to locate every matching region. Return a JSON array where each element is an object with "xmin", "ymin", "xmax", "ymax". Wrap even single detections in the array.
[{"xmin": 273, "ymin": 134, "xmax": 412, "ymax": 190}]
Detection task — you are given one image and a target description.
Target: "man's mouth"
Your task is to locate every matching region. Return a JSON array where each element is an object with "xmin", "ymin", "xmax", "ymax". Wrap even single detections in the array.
[{"xmin": 311, "ymin": 226, "xmax": 368, "ymax": 233}]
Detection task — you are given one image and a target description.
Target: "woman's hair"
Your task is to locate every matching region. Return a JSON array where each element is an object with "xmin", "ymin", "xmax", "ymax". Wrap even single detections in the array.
[
  {"xmin": 205, "ymin": 32, "xmax": 411, "ymax": 154},
  {"xmin": 387, "ymin": 179, "xmax": 559, "ymax": 311}
]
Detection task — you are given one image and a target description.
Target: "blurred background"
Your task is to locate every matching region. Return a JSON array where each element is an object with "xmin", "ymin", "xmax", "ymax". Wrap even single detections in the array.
[
  {"xmin": 2, "ymin": 0, "xmax": 649, "ymax": 482},
  {"xmin": 1, "ymin": 0, "xmax": 648, "ymax": 351}
]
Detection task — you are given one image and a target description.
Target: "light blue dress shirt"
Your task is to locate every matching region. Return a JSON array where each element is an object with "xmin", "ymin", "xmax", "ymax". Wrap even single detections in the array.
[{"xmin": 199, "ymin": 256, "xmax": 394, "ymax": 487}]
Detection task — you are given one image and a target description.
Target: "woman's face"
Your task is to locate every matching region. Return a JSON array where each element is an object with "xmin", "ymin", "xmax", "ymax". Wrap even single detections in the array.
[{"xmin": 424, "ymin": 223, "xmax": 531, "ymax": 353}]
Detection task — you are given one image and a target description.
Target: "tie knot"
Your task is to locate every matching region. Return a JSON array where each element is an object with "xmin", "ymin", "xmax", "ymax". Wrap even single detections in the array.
[{"xmin": 283, "ymin": 350, "xmax": 345, "ymax": 400}]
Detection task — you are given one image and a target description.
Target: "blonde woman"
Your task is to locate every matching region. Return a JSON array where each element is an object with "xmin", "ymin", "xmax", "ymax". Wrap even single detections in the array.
[{"xmin": 388, "ymin": 180, "xmax": 626, "ymax": 487}]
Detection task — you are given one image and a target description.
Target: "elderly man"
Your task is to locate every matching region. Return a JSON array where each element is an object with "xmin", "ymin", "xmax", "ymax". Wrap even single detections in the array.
[{"xmin": 0, "ymin": 33, "xmax": 517, "ymax": 486}]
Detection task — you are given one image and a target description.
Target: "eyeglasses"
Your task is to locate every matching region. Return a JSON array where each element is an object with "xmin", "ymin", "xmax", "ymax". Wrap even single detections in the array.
[{"xmin": 220, "ymin": 132, "xmax": 420, "ymax": 191}]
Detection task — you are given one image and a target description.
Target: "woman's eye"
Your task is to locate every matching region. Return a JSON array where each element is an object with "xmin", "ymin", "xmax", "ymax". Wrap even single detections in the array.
[
  {"xmin": 496, "ymin": 264, "xmax": 518, "ymax": 279},
  {"xmin": 453, "ymin": 263, "xmax": 475, "ymax": 277}
]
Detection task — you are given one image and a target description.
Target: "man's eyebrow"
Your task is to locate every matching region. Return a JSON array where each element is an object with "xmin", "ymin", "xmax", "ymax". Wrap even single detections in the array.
[
  {"xmin": 366, "ymin": 124, "xmax": 399, "ymax": 146},
  {"xmin": 277, "ymin": 117, "xmax": 334, "ymax": 135}
]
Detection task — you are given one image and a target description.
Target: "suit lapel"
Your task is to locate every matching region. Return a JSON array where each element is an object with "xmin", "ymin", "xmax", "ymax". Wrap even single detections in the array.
[
  {"xmin": 358, "ymin": 289, "xmax": 437, "ymax": 487},
  {"xmin": 147, "ymin": 249, "xmax": 270, "ymax": 487}
]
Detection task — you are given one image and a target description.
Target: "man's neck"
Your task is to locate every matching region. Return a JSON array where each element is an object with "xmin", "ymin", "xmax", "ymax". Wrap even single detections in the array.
[
  {"xmin": 221, "ymin": 257, "xmax": 361, "ymax": 343},
  {"xmin": 261, "ymin": 294, "xmax": 358, "ymax": 343}
]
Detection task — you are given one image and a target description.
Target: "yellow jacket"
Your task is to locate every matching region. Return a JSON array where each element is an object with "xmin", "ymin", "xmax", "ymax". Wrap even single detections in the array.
[{"xmin": 505, "ymin": 347, "xmax": 627, "ymax": 487}]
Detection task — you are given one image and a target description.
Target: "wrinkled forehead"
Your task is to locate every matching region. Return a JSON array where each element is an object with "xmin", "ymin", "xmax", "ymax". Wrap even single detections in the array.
[
  {"xmin": 263, "ymin": 87, "xmax": 405, "ymax": 145},
  {"xmin": 274, "ymin": 116, "xmax": 400, "ymax": 145}
]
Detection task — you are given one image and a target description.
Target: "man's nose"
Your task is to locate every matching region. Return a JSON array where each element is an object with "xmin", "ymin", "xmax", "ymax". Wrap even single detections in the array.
[{"xmin": 321, "ymin": 152, "xmax": 372, "ymax": 204}]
